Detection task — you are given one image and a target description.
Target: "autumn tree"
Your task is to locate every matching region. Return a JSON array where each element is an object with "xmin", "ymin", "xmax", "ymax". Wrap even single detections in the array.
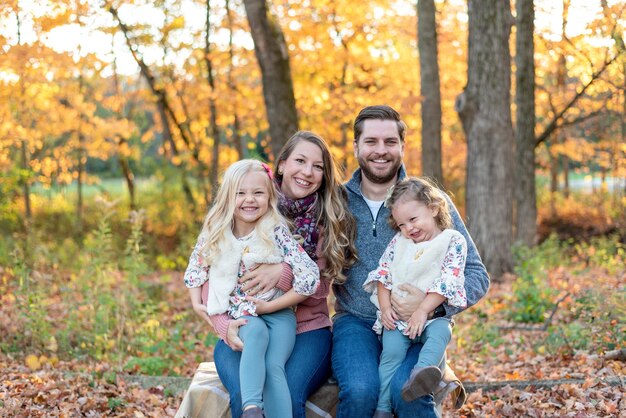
[
  {"xmin": 456, "ymin": 0, "xmax": 515, "ymax": 278},
  {"xmin": 0, "ymin": 1, "xmax": 81, "ymax": 228},
  {"xmin": 533, "ymin": 0, "xmax": 624, "ymax": 216},
  {"xmin": 242, "ymin": 0, "xmax": 298, "ymax": 160},
  {"xmin": 514, "ymin": 0, "xmax": 537, "ymax": 246},
  {"xmin": 106, "ymin": 1, "xmax": 200, "ymax": 208},
  {"xmin": 204, "ymin": 0, "xmax": 223, "ymax": 200},
  {"xmin": 418, "ymin": 0, "xmax": 443, "ymax": 184}
]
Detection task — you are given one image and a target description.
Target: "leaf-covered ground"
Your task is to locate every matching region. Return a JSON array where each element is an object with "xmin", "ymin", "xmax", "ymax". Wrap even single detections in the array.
[{"xmin": 2, "ymin": 264, "xmax": 624, "ymax": 417}]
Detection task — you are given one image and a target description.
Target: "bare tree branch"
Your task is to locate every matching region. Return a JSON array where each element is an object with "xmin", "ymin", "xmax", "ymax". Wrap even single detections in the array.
[{"xmin": 534, "ymin": 52, "xmax": 624, "ymax": 148}]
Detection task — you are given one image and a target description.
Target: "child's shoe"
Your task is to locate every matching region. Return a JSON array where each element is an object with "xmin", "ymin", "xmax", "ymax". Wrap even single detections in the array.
[
  {"xmin": 401, "ymin": 365, "xmax": 443, "ymax": 402},
  {"xmin": 373, "ymin": 410, "xmax": 394, "ymax": 418},
  {"xmin": 241, "ymin": 406, "xmax": 264, "ymax": 418}
]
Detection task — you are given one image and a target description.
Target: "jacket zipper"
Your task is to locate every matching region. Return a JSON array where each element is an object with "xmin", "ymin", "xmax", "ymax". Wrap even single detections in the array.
[
  {"xmin": 364, "ymin": 198, "xmax": 384, "ymax": 237},
  {"xmin": 372, "ymin": 204, "xmax": 384, "ymax": 237},
  {"xmin": 352, "ymin": 186, "xmax": 384, "ymax": 237}
]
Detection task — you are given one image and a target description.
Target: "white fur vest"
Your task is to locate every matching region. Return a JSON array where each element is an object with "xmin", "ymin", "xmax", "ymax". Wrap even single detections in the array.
[
  {"xmin": 366, "ymin": 229, "xmax": 459, "ymax": 308},
  {"xmin": 205, "ymin": 228, "xmax": 282, "ymax": 315}
]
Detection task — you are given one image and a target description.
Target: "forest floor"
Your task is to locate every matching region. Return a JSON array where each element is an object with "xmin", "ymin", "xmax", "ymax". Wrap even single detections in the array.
[{"xmin": 1, "ymin": 263, "xmax": 624, "ymax": 417}]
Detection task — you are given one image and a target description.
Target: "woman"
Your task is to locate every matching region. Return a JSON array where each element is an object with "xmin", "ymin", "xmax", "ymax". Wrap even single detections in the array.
[{"xmin": 208, "ymin": 131, "xmax": 357, "ymax": 418}]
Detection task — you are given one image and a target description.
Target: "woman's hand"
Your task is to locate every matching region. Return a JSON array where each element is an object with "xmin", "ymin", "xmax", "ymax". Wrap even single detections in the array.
[
  {"xmin": 380, "ymin": 306, "xmax": 398, "ymax": 331},
  {"xmin": 407, "ymin": 308, "xmax": 428, "ymax": 340},
  {"xmin": 225, "ymin": 318, "xmax": 247, "ymax": 351},
  {"xmin": 391, "ymin": 284, "xmax": 427, "ymax": 322},
  {"xmin": 239, "ymin": 263, "xmax": 283, "ymax": 296}
]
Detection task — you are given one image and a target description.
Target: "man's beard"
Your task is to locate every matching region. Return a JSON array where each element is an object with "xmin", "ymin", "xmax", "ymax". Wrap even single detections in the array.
[{"xmin": 357, "ymin": 154, "xmax": 401, "ymax": 185}]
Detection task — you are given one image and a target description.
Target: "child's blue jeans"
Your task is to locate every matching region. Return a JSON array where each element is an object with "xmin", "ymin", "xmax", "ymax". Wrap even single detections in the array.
[
  {"xmin": 377, "ymin": 318, "xmax": 452, "ymax": 412},
  {"xmin": 238, "ymin": 308, "xmax": 296, "ymax": 417}
]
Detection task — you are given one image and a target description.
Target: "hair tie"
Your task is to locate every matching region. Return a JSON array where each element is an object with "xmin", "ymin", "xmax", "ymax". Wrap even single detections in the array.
[{"xmin": 261, "ymin": 162, "xmax": 273, "ymax": 180}]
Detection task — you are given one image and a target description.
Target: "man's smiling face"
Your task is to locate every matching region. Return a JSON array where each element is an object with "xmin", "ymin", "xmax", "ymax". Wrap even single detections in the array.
[{"xmin": 354, "ymin": 119, "xmax": 405, "ymax": 184}]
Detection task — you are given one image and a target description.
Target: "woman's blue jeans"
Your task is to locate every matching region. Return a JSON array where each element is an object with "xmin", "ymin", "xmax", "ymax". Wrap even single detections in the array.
[
  {"xmin": 214, "ymin": 326, "xmax": 332, "ymax": 418},
  {"xmin": 331, "ymin": 313, "xmax": 441, "ymax": 418}
]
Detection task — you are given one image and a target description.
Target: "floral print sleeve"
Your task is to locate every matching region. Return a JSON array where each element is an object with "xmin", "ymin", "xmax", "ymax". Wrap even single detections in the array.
[
  {"xmin": 363, "ymin": 233, "xmax": 401, "ymax": 293},
  {"xmin": 428, "ymin": 232, "xmax": 468, "ymax": 308},
  {"xmin": 274, "ymin": 224, "xmax": 320, "ymax": 296},
  {"xmin": 183, "ymin": 233, "xmax": 210, "ymax": 288}
]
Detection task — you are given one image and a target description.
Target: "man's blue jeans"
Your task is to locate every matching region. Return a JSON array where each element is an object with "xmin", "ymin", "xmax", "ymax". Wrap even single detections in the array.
[
  {"xmin": 214, "ymin": 326, "xmax": 332, "ymax": 418},
  {"xmin": 331, "ymin": 313, "xmax": 441, "ymax": 418}
]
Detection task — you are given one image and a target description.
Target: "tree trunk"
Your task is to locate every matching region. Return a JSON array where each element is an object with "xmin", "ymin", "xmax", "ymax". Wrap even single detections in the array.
[
  {"xmin": 243, "ymin": 0, "xmax": 298, "ymax": 160},
  {"xmin": 417, "ymin": 0, "xmax": 443, "ymax": 185},
  {"xmin": 623, "ymin": 65, "xmax": 626, "ymax": 194},
  {"xmin": 156, "ymin": 99, "xmax": 196, "ymax": 209},
  {"xmin": 76, "ymin": 73, "xmax": 85, "ymax": 233},
  {"xmin": 111, "ymin": 50, "xmax": 137, "ymax": 211},
  {"xmin": 514, "ymin": 0, "xmax": 537, "ymax": 246},
  {"xmin": 226, "ymin": 0, "xmax": 245, "ymax": 160},
  {"xmin": 562, "ymin": 155, "xmax": 570, "ymax": 197},
  {"xmin": 340, "ymin": 121, "xmax": 350, "ymax": 175},
  {"xmin": 455, "ymin": 0, "xmax": 514, "ymax": 279},
  {"xmin": 118, "ymin": 137, "xmax": 136, "ymax": 210},
  {"xmin": 20, "ymin": 140, "xmax": 32, "ymax": 223},
  {"xmin": 16, "ymin": 11, "xmax": 31, "ymax": 227},
  {"xmin": 548, "ymin": 142, "xmax": 558, "ymax": 217},
  {"xmin": 205, "ymin": 0, "xmax": 222, "ymax": 202},
  {"xmin": 77, "ymin": 131, "xmax": 84, "ymax": 232},
  {"xmin": 556, "ymin": 11, "xmax": 568, "ymax": 199}
]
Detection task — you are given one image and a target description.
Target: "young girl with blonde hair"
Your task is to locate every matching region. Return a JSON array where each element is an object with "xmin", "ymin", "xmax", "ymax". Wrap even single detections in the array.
[
  {"xmin": 184, "ymin": 159, "xmax": 320, "ymax": 418},
  {"xmin": 363, "ymin": 177, "xmax": 468, "ymax": 418}
]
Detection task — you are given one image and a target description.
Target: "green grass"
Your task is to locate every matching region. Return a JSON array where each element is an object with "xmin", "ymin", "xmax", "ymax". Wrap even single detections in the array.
[{"xmin": 30, "ymin": 177, "xmax": 159, "ymax": 199}]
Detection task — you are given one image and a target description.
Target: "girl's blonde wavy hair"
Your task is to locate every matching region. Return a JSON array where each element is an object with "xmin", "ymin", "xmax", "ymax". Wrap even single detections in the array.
[
  {"xmin": 385, "ymin": 177, "xmax": 452, "ymax": 231},
  {"xmin": 275, "ymin": 131, "xmax": 358, "ymax": 284},
  {"xmin": 199, "ymin": 159, "xmax": 285, "ymax": 266}
]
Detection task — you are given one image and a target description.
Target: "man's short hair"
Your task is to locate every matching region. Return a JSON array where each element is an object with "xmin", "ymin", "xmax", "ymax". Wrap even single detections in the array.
[{"xmin": 353, "ymin": 105, "xmax": 407, "ymax": 143}]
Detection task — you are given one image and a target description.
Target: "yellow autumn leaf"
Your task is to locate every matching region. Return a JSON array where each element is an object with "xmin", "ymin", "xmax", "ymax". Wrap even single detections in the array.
[
  {"xmin": 25, "ymin": 354, "xmax": 41, "ymax": 370},
  {"xmin": 47, "ymin": 336, "xmax": 58, "ymax": 352}
]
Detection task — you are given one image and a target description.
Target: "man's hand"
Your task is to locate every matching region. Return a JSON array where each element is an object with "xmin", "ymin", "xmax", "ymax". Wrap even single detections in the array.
[
  {"xmin": 239, "ymin": 263, "xmax": 283, "ymax": 296},
  {"xmin": 391, "ymin": 284, "xmax": 427, "ymax": 322},
  {"xmin": 225, "ymin": 318, "xmax": 247, "ymax": 351},
  {"xmin": 380, "ymin": 306, "xmax": 398, "ymax": 330},
  {"xmin": 407, "ymin": 308, "xmax": 428, "ymax": 340}
]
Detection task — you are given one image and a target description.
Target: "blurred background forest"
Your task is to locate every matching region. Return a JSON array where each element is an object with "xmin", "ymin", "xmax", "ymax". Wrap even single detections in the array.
[{"xmin": 1, "ymin": 0, "xmax": 625, "ymax": 416}]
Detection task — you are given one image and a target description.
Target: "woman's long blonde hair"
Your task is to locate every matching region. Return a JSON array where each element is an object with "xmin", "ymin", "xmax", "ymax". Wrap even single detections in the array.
[
  {"xmin": 199, "ymin": 159, "xmax": 285, "ymax": 266},
  {"xmin": 275, "ymin": 131, "xmax": 357, "ymax": 284}
]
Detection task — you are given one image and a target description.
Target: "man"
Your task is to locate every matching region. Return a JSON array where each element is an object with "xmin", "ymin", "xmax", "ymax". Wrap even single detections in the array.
[{"xmin": 332, "ymin": 105, "xmax": 490, "ymax": 417}]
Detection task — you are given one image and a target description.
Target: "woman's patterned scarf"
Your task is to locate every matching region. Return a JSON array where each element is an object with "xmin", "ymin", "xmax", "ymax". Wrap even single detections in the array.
[{"xmin": 276, "ymin": 182, "xmax": 319, "ymax": 261}]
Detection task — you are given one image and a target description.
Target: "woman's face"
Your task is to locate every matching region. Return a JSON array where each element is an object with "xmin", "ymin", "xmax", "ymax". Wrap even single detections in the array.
[{"xmin": 278, "ymin": 140, "xmax": 325, "ymax": 200}]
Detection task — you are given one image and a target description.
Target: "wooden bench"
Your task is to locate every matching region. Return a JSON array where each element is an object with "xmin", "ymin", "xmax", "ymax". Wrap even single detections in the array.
[{"xmin": 175, "ymin": 362, "xmax": 465, "ymax": 418}]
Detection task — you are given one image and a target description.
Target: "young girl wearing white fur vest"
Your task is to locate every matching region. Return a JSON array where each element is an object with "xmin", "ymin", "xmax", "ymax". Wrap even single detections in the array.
[
  {"xmin": 363, "ymin": 177, "xmax": 467, "ymax": 418},
  {"xmin": 184, "ymin": 159, "xmax": 319, "ymax": 418}
]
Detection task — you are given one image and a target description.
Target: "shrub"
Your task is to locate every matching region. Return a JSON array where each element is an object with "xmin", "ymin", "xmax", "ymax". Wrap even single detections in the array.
[{"xmin": 508, "ymin": 235, "xmax": 564, "ymax": 323}]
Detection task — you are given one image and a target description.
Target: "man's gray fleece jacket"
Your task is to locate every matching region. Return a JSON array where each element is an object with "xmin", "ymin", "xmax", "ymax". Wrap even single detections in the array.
[{"xmin": 333, "ymin": 167, "xmax": 490, "ymax": 321}]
